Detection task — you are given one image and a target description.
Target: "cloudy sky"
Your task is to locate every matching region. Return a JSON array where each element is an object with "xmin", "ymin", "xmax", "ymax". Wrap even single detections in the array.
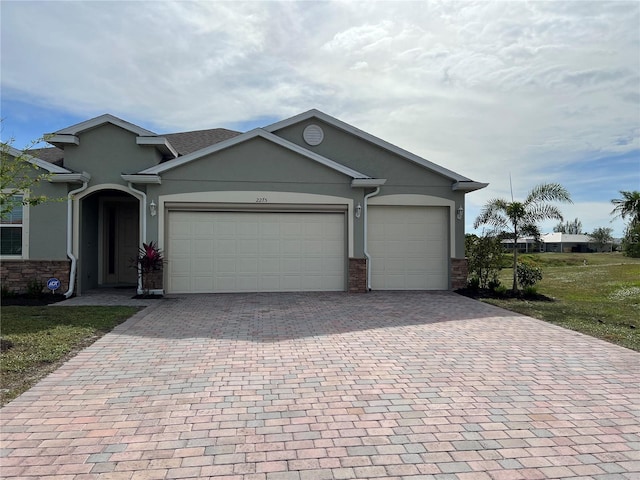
[{"xmin": 1, "ymin": 0, "xmax": 639, "ymax": 237}]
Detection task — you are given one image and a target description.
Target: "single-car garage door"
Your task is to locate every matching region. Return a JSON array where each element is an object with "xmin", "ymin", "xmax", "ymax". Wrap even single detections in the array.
[
  {"xmin": 368, "ymin": 205, "xmax": 448, "ymax": 290},
  {"xmin": 167, "ymin": 211, "xmax": 345, "ymax": 293}
]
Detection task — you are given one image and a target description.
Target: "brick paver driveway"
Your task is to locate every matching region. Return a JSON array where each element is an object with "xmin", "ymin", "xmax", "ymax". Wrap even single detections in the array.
[{"xmin": 2, "ymin": 292, "xmax": 639, "ymax": 479}]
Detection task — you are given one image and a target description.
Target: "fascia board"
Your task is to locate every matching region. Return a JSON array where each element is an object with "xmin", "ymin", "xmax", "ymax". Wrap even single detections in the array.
[
  {"xmin": 50, "ymin": 172, "xmax": 91, "ymax": 183},
  {"xmin": 265, "ymin": 109, "xmax": 474, "ymax": 183},
  {"xmin": 47, "ymin": 134, "xmax": 79, "ymax": 146},
  {"xmin": 140, "ymin": 129, "xmax": 371, "ymax": 180},
  {"xmin": 53, "ymin": 114, "xmax": 157, "ymax": 137},
  {"xmin": 136, "ymin": 137, "xmax": 178, "ymax": 158},
  {"xmin": 351, "ymin": 178, "xmax": 387, "ymax": 188},
  {"xmin": 452, "ymin": 181, "xmax": 489, "ymax": 192},
  {"xmin": 5, "ymin": 145, "xmax": 72, "ymax": 174},
  {"xmin": 121, "ymin": 174, "xmax": 162, "ymax": 184}
]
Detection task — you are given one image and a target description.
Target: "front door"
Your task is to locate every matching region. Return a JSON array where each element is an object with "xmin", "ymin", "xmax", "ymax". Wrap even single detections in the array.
[{"xmin": 103, "ymin": 201, "xmax": 139, "ymax": 285}]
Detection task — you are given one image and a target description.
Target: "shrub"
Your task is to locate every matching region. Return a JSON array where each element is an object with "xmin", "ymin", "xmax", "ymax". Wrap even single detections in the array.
[
  {"xmin": 467, "ymin": 277, "xmax": 480, "ymax": 291},
  {"xmin": 487, "ymin": 278, "xmax": 502, "ymax": 291},
  {"xmin": 25, "ymin": 278, "xmax": 44, "ymax": 297},
  {"xmin": 517, "ymin": 262, "xmax": 543, "ymax": 289},
  {"xmin": 465, "ymin": 234, "xmax": 505, "ymax": 289},
  {"xmin": 494, "ymin": 285, "xmax": 508, "ymax": 296},
  {"xmin": 1, "ymin": 286, "xmax": 16, "ymax": 298}
]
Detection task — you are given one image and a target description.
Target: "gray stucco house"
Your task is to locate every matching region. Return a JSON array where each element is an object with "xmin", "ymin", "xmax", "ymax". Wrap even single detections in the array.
[{"xmin": 1, "ymin": 109, "xmax": 487, "ymax": 296}]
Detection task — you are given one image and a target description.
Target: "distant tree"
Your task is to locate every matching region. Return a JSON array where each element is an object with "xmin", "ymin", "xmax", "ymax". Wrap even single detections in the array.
[
  {"xmin": 553, "ymin": 218, "xmax": 583, "ymax": 234},
  {"xmin": 474, "ymin": 183, "xmax": 572, "ymax": 292},
  {"xmin": 611, "ymin": 190, "xmax": 640, "ymax": 226},
  {"xmin": 1, "ymin": 138, "xmax": 51, "ymax": 219},
  {"xmin": 621, "ymin": 223, "xmax": 640, "ymax": 257},
  {"xmin": 611, "ymin": 191, "xmax": 640, "ymax": 257},
  {"xmin": 589, "ymin": 227, "xmax": 613, "ymax": 252}
]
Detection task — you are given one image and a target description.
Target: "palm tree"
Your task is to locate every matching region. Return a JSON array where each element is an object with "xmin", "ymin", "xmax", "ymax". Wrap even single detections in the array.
[
  {"xmin": 474, "ymin": 183, "xmax": 572, "ymax": 292},
  {"xmin": 611, "ymin": 190, "xmax": 640, "ymax": 226}
]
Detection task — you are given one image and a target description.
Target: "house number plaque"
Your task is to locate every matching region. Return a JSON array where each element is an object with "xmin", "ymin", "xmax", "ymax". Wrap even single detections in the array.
[{"xmin": 256, "ymin": 197, "xmax": 268, "ymax": 203}]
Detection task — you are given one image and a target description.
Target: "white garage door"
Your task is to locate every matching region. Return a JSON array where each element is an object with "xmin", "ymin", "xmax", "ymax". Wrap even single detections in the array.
[
  {"xmin": 167, "ymin": 211, "xmax": 345, "ymax": 293},
  {"xmin": 368, "ymin": 206, "xmax": 449, "ymax": 290}
]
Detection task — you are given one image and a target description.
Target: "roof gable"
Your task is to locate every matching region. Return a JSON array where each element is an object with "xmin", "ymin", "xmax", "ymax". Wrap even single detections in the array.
[
  {"xmin": 265, "ymin": 109, "xmax": 484, "ymax": 190},
  {"xmin": 52, "ymin": 114, "xmax": 157, "ymax": 137},
  {"xmin": 139, "ymin": 128, "xmax": 373, "ymax": 180}
]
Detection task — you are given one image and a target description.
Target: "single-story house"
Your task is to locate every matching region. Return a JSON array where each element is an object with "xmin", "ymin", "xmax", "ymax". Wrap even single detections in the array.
[
  {"xmin": 539, "ymin": 233, "xmax": 615, "ymax": 253},
  {"xmin": 1, "ymin": 109, "xmax": 487, "ymax": 296},
  {"xmin": 502, "ymin": 233, "xmax": 616, "ymax": 253}
]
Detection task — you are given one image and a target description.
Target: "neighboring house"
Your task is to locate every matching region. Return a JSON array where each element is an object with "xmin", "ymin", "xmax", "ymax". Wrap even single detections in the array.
[
  {"xmin": 1, "ymin": 109, "xmax": 487, "ymax": 296},
  {"xmin": 502, "ymin": 233, "xmax": 615, "ymax": 253},
  {"xmin": 540, "ymin": 233, "xmax": 614, "ymax": 253}
]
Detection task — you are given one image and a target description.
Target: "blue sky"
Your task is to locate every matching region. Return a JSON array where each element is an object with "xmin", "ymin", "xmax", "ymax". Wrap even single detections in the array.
[{"xmin": 1, "ymin": 0, "xmax": 639, "ymax": 237}]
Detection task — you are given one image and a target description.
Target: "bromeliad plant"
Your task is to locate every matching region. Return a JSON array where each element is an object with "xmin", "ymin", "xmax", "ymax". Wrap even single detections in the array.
[{"xmin": 135, "ymin": 241, "xmax": 164, "ymax": 294}]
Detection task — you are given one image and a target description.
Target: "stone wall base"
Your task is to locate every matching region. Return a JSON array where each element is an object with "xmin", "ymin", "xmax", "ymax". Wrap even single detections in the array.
[
  {"xmin": 142, "ymin": 268, "xmax": 164, "ymax": 292},
  {"xmin": 348, "ymin": 258, "xmax": 367, "ymax": 293},
  {"xmin": 1, "ymin": 260, "xmax": 71, "ymax": 295},
  {"xmin": 451, "ymin": 258, "xmax": 468, "ymax": 290}
]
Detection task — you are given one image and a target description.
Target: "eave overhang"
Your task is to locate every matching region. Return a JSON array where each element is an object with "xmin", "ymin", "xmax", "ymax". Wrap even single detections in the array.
[
  {"xmin": 121, "ymin": 174, "xmax": 162, "ymax": 184},
  {"xmin": 49, "ymin": 172, "xmax": 91, "ymax": 183},
  {"xmin": 351, "ymin": 178, "xmax": 387, "ymax": 188},
  {"xmin": 452, "ymin": 181, "xmax": 489, "ymax": 193},
  {"xmin": 136, "ymin": 137, "xmax": 178, "ymax": 159},
  {"xmin": 47, "ymin": 134, "xmax": 79, "ymax": 147}
]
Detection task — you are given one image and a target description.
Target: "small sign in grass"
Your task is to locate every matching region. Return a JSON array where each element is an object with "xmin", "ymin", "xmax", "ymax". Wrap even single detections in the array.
[{"xmin": 0, "ymin": 306, "xmax": 139, "ymax": 405}]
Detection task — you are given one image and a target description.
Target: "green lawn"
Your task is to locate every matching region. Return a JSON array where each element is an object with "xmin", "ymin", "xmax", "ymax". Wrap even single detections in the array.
[
  {"xmin": 0, "ymin": 306, "xmax": 139, "ymax": 405},
  {"xmin": 482, "ymin": 253, "xmax": 640, "ymax": 351}
]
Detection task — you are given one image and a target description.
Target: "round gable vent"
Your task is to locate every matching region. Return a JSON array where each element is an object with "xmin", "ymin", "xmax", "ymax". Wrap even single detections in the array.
[{"xmin": 303, "ymin": 124, "xmax": 324, "ymax": 146}]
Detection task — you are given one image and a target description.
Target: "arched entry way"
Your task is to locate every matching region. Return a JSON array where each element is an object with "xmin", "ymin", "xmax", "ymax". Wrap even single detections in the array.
[{"xmin": 77, "ymin": 187, "xmax": 140, "ymax": 292}]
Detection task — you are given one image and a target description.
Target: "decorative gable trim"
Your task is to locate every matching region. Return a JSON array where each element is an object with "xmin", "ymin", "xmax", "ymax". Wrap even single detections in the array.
[
  {"xmin": 265, "ymin": 109, "xmax": 477, "ymax": 185},
  {"xmin": 53, "ymin": 113, "xmax": 157, "ymax": 137},
  {"xmin": 139, "ymin": 128, "xmax": 375, "ymax": 180},
  {"xmin": 47, "ymin": 114, "xmax": 179, "ymax": 159}
]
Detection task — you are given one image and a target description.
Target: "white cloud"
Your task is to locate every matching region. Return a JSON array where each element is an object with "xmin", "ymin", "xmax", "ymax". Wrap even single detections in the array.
[{"xmin": 2, "ymin": 0, "xmax": 638, "ymax": 236}]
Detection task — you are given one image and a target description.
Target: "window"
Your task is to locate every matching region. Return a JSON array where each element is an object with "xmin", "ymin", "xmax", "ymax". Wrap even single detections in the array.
[{"xmin": 1, "ymin": 195, "xmax": 27, "ymax": 257}]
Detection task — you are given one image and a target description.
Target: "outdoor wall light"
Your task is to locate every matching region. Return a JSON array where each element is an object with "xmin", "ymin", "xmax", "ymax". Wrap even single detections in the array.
[
  {"xmin": 456, "ymin": 206, "xmax": 464, "ymax": 220},
  {"xmin": 355, "ymin": 203, "xmax": 362, "ymax": 219},
  {"xmin": 149, "ymin": 200, "xmax": 157, "ymax": 217}
]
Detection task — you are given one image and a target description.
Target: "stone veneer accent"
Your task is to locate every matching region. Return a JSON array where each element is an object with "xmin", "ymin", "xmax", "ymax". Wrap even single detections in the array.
[
  {"xmin": 451, "ymin": 258, "xmax": 468, "ymax": 290},
  {"xmin": 348, "ymin": 258, "xmax": 368, "ymax": 293},
  {"xmin": 1, "ymin": 260, "xmax": 71, "ymax": 295},
  {"xmin": 142, "ymin": 267, "xmax": 164, "ymax": 292}
]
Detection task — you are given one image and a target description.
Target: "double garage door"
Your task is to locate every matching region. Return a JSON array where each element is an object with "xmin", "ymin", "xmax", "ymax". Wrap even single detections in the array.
[
  {"xmin": 167, "ymin": 211, "xmax": 345, "ymax": 293},
  {"xmin": 166, "ymin": 206, "xmax": 449, "ymax": 293}
]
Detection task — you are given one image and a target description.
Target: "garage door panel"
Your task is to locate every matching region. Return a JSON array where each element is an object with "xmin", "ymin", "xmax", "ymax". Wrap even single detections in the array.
[
  {"xmin": 369, "ymin": 206, "xmax": 448, "ymax": 290},
  {"xmin": 168, "ymin": 211, "xmax": 345, "ymax": 293}
]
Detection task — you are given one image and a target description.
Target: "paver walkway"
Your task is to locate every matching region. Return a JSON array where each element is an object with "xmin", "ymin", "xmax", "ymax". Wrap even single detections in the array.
[{"xmin": 1, "ymin": 291, "xmax": 638, "ymax": 479}]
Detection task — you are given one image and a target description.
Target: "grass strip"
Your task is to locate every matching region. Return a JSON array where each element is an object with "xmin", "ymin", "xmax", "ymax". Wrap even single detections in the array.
[{"xmin": 1, "ymin": 306, "xmax": 139, "ymax": 405}]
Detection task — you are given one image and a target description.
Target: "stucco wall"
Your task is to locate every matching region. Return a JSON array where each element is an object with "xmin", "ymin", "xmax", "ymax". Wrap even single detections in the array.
[
  {"xmin": 272, "ymin": 119, "xmax": 468, "ymax": 257},
  {"xmin": 63, "ymin": 123, "xmax": 160, "ymax": 185}
]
